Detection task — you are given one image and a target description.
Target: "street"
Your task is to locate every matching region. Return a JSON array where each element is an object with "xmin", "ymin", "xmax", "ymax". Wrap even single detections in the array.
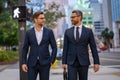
[{"xmin": 99, "ymin": 52, "xmax": 120, "ymax": 66}]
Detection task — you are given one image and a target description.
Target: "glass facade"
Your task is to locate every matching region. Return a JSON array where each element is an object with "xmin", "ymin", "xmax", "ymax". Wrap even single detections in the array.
[
  {"xmin": 110, "ymin": 0, "xmax": 120, "ymax": 47},
  {"xmin": 82, "ymin": 10, "xmax": 93, "ymax": 28},
  {"xmin": 111, "ymin": 0, "xmax": 120, "ymax": 22},
  {"xmin": 89, "ymin": 0, "xmax": 104, "ymax": 34},
  {"xmin": 72, "ymin": 0, "xmax": 93, "ymax": 29}
]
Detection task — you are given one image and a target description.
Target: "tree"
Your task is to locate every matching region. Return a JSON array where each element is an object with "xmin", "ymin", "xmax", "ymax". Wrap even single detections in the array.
[
  {"xmin": 0, "ymin": 0, "xmax": 18, "ymax": 49},
  {"xmin": 0, "ymin": 12, "xmax": 18, "ymax": 46},
  {"xmin": 44, "ymin": 2, "xmax": 65, "ymax": 28},
  {"xmin": 101, "ymin": 28, "xmax": 114, "ymax": 50}
]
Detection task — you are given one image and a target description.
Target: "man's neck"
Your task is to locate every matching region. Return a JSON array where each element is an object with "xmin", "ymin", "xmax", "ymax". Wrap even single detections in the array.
[{"xmin": 35, "ymin": 25, "xmax": 43, "ymax": 32}]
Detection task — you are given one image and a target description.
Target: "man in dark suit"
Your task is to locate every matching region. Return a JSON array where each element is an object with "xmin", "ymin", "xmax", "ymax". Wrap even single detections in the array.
[
  {"xmin": 62, "ymin": 10, "xmax": 100, "ymax": 80},
  {"xmin": 21, "ymin": 11, "xmax": 57, "ymax": 80}
]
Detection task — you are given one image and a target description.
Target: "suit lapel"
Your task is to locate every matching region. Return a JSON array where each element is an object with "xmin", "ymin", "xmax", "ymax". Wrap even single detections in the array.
[
  {"xmin": 32, "ymin": 28, "xmax": 38, "ymax": 45},
  {"xmin": 71, "ymin": 27, "xmax": 76, "ymax": 42},
  {"xmin": 39, "ymin": 27, "xmax": 46, "ymax": 46},
  {"xmin": 79, "ymin": 26, "xmax": 86, "ymax": 41}
]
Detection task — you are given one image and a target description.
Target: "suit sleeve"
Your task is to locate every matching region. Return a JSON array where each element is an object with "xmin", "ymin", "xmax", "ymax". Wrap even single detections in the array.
[
  {"xmin": 89, "ymin": 29, "xmax": 100, "ymax": 64},
  {"xmin": 21, "ymin": 31, "xmax": 29, "ymax": 64},
  {"xmin": 49, "ymin": 30, "xmax": 57, "ymax": 64},
  {"xmin": 62, "ymin": 30, "xmax": 68, "ymax": 64}
]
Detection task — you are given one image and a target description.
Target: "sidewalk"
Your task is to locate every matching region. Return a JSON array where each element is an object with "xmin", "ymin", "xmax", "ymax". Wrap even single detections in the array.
[
  {"xmin": 0, "ymin": 64, "xmax": 9, "ymax": 72},
  {"xmin": 110, "ymin": 48, "xmax": 120, "ymax": 52},
  {"xmin": 0, "ymin": 65, "xmax": 120, "ymax": 80},
  {"xmin": 50, "ymin": 65, "xmax": 120, "ymax": 80},
  {"xmin": 0, "ymin": 48, "xmax": 120, "ymax": 80}
]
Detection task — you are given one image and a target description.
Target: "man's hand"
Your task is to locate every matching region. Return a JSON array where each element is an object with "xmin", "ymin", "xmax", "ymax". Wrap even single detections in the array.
[
  {"xmin": 22, "ymin": 64, "xmax": 28, "ymax": 72},
  {"xmin": 94, "ymin": 64, "xmax": 99, "ymax": 72},
  {"xmin": 62, "ymin": 64, "xmax": 67, "ymax": 69}
]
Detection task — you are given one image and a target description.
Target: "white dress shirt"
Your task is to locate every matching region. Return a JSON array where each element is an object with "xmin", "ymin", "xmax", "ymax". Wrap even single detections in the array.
[{"xmin": 34, "ymin": 27, "xmax": 43, "ymax": 45}]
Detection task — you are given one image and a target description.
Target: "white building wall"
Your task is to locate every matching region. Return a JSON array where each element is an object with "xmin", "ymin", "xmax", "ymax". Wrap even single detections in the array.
[
  {"xmin": 102, "ymin": 0, "xmax": 112, "ymax": 29},
  {"xmin": 113, "ymin": 22, "xmax": 120, "ymax": 47}
]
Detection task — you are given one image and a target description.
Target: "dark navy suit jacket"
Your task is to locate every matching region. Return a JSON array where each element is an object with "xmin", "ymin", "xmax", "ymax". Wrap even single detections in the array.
[
  {"xmin": 62, "ymin": 26, "xmax": 100, "ymax": 66},
  {"xmin": 22, "ymin": 27, "xmax": 57, "ymax": 67}
]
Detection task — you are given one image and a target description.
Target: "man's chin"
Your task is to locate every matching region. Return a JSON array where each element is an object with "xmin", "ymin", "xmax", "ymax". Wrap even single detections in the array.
[
  {"xmin": 38, "ymin": 24, "xmax": 43, "ymax": 27},
  {"xmin": 72, "ymin": 23, "xmax": 76, "ymax": 25}
]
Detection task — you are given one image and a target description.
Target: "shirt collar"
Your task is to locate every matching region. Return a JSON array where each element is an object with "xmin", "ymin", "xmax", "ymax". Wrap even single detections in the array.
[
  {"xmin": 74, "ymin": 24, "xmax": 82, "ymax": 29},
  {"xmin": 34, "ymin": 26, "xmax": 43, "ymax": 32}
]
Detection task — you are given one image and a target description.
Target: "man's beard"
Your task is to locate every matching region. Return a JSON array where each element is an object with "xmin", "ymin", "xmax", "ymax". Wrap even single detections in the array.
[
  {"xmin": 38, "ymin": 24, "xmax": 43, "ymax": 27},
  {"xmin": 72, "ymin": 21, "xmax": 78, "ymax": 25}
]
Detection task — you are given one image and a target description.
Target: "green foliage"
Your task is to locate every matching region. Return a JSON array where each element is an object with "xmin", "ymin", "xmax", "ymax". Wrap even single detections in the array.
[
  {"xmin": 0, "ymin": 50, "xmax": 19, "ymax": 63},
  {"xmin": 101, "ymin": 28, "xmax": 114, "ymax": 49},
  {"xmin": 0, "ymin": 0, "xmax": 18, "ymax": 13},
  {"xmin": 0, "ymin": 53, "xmax": 9, "ymax": 61},
  {"xmin": 109, "ymin": 31, "xmax": 114, "ymax": 39},
  {"xmin": 0, "ymin": 13, "xmax": 18, "ymax": 46},
  {"xmin": 101, "ymin": 28, "xmax": 114, "ymax": 39},
  {"xmin": 0, "ymin": 4, "xmax": 4, "ymax": 14},
  {"xmin": 59, "ymin": 44, "xmax": 63, "ymax": 49},
  {"xmin": 0, "ymin": 0, "xmax": 18, "ymax": 46},
  {"xmin": 44, "ymin": 2, "xmax": 65, "ymax": 28}
]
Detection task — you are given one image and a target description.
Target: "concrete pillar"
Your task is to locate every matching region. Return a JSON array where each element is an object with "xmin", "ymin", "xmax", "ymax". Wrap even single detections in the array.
[{"xmin": 113, "ymin": 22, "xmax": 120, "ymax": 47}]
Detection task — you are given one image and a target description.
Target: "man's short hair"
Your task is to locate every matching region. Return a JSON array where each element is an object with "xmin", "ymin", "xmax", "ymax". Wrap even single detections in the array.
[
  {"xmin": 33, "ymin": 11, "xmax": 44, "ymax": 19},
  {"xmin": 72, "ymin": 10, "xmax": 83, "ymax": 19}
]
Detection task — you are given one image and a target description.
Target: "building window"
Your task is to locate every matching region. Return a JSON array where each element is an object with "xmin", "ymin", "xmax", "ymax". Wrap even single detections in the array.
[
  {"xmin": 83, "ymin": 21, "xmax": 86, "ymax": 24},
  {"xmin": 83, "ymin": 17, "xmax": 86, "ymax": 20},
  {"xmin": 88, "ymin": 17, "xmax": 92, "ymax": 20},
  {"xmin": 88, "ymin": 21, "xmax": 92, "ymax": 24}
]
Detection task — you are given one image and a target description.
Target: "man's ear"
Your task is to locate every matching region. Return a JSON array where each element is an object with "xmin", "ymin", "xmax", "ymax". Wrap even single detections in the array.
[{"xmin": 79, "ymin": 16, "xmax": 82, "ymax": 21}]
